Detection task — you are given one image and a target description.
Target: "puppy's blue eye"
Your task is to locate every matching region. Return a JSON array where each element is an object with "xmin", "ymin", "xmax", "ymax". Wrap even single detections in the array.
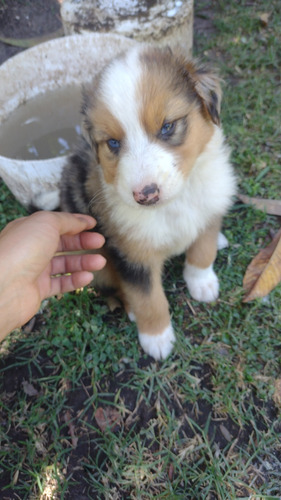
[
  {"xmin": 160, "ymin": 121, "xmax": 176, "ymax": 138},
  {"xmin": 107, "ymin": 138, "xmax": 121, "ymax": 153}
]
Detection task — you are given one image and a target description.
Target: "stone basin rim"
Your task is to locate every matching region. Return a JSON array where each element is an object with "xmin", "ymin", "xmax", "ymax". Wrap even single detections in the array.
[{"xmin": 0, "ymin": 33, "xmax": 137, "ymax": 209}]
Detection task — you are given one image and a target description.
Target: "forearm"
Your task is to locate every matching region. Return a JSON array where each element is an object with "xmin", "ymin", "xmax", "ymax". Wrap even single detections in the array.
[{"xmin": 0, "ymin": 271, "xmax": 40, "ymax": 342}]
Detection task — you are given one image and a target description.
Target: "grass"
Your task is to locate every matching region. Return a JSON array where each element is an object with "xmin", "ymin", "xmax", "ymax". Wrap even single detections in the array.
[{"xmin": 0, "ymin": 0, "xmax": 281, "ymax": 498}]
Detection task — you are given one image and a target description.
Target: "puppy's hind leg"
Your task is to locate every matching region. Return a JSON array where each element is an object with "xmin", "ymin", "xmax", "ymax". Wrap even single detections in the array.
[{"xmin": 184, "ymin": 219, "xmax": 221, "ymax": 302}]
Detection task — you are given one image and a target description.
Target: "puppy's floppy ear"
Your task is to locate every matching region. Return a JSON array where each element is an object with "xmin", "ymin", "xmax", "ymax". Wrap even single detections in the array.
[{"xmin": 185, "ymin": 61, "xmax": 222, "ymax": 125}]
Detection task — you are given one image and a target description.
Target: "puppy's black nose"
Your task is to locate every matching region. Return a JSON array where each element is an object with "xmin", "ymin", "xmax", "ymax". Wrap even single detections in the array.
[{"xmin": 133, "ymin": 183, "xmax": 160, "ymax": 206}]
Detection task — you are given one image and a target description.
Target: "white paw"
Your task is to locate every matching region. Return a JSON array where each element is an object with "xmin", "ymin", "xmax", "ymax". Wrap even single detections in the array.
[
  {"xmin": 127, "ymin": 311, "xmax": 136, "ymax": 322},
  {"xmin": 138, "ymin": 323, "xmax": 175, "ymax": 360},
  {"xmin": 217, "ymin": 232, "xmax": 229, "ymax": 250},
  {"xmin": 183, "ymin": 263, "xmax": 219, "ymax": 302}
]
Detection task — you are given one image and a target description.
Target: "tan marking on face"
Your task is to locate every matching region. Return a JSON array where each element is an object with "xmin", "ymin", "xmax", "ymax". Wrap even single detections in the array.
[
  {"xmin": 86, "ymin": 102, "xmax": 125, "ymax": 185},
  {"xmin": 176, "ymin": 108, "xmax": 214, "ymax": 178},
  {"xmin": 138, "ymin": 50, "xmax": 194, "ymax": 136},
  {"xmin": 87, "ymin": 103, "xmax": 124, "ymax": 143},
  {"xmin": 138, "ymin": 48, "xmax": 214, "ymax": 171},
  {"xmin": 97, "ymin": 143, "xmax": 119, "ymax": 184},
  {"xmin": 142, "ymin": 91, "xmax": 192, "ymax": 138}
]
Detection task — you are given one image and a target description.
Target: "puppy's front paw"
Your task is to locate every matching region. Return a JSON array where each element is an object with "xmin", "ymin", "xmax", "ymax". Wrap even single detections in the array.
[
  {"xmin": 127, "ymin": 311, "xmax": 136, "ymax": 322},
  {"xmin": 184, "ymin": 263, "xmax": 219, "ymax": 302},
  {"xmin": 138, "ymin": 323, "xmax": 175, "ymax": 360}
]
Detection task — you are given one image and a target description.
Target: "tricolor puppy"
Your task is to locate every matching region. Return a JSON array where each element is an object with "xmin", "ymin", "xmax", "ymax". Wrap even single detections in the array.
[{"xmin": 60, "ymin": 45, "xmax": 236, "ymax": 360}]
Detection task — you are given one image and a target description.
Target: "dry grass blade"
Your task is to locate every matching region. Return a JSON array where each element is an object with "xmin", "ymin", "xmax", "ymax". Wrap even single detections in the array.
[{"xmin": 243, "ymin": 229, "xmax": 281, "ymax": 302}]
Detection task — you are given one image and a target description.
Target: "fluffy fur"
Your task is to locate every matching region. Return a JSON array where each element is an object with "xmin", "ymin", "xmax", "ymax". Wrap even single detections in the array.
[{"xmin": 60, "ymin": 45, "xmax": 236, "ymax": 360}]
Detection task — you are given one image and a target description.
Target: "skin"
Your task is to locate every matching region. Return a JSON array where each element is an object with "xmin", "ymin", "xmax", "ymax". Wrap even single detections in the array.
[{"xmin": 0, "ymin": 211, "xmax": 106, "ymax": 341}]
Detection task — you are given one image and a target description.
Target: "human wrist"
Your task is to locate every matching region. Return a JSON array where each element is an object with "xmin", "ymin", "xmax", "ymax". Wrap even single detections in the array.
[{"xmin": 0, "ymin": 278, "xmax": 24, "ymax": 341}]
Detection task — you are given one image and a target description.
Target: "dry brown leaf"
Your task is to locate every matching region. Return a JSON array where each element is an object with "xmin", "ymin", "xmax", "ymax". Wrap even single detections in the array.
[
  {"xmin": 219, "ymin": 424, "xmax": 233, "ymax": 442},
  {"xmin": 64, "ymin": 410, "xmax": 78, "ymax": 448},
  {"xmin": 95, "ymin": 407, "xmax": 122, "ymax": 432},
  {"xmin": 237, "ymin": 194, "xmax": 281, "ymax": 216},
  {"xmin": 22, "ymin": 380, "xmax": 38, "ymax": 396},
  {"xmin": 168, "ymin": 463, "xmax": 174, "ymax": 481},
  {"xmin": 258, "ymin": 12, "xmax": 271, "ymax": 27},
  {"xmin": 243, "ymin": 229, "xmax": 281, "ymax": 302},
  {"xmin": 35, "ymin": 439, "xmax": 48, "ymax": 455}
]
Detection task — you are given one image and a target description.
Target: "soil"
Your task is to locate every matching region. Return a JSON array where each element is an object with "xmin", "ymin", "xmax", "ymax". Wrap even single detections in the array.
[
  {"xmin": 1, "ymin": 326, "xmax": 279, "ymax": 499},
  {"xmin": 0, "ymin": 2, "xmax": 280, "ymax": 499},
  {"xmin": 0, "ymin": 0, "xmax": 62, "ymax": 65}
]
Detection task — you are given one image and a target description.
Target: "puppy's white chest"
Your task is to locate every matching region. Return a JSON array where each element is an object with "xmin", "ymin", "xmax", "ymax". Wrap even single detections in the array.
[
  {"xmin": 111, "ymin": 187, "xmax": 203, "ymax": 256},
  {"xmin": 142, "ymin": 197, "xmax": 203, "ymax": 254}
]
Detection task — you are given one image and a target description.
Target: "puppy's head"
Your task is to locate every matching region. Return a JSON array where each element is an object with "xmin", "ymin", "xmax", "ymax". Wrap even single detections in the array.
[{"xmin": 82, "ymin": 45, "xmax": 222, "ymax": 207}]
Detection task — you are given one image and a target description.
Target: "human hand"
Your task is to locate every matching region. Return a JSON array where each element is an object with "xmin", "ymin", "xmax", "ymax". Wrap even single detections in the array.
[{"xmin": 0, "ymin": 211, "xmax": 106, "ymax": 340}]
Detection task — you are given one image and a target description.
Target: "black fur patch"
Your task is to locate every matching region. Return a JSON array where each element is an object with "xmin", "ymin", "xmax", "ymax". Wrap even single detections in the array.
[
  {"xmin": 107, "ymin": 246, "xmax": 151, "ymax": 293},
  {"xmin": 62, "ymin": 190, "xmax": 81, "ymax": 214},
  {"xmin": 98, "ymin": 285, "xmax": 118, "ymax": 297},
  {"xmin": 208, "ymin": 91, "xmax": 220, "ymax": 125},
  {"xmin": 60, "ymin": 138, "xmax": 92, "ymax": 214}
]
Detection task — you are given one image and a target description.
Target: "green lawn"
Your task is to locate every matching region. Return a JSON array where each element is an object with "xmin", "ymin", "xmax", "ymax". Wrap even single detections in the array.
[{"xmin": 0, "ymin": 1, "xmax": 280, "ymax": 498}]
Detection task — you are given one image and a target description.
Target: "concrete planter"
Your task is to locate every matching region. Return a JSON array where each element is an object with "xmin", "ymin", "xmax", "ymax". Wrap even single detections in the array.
[
  {"xmin": 0, "ymin": 33, "xmax": 136, "ymax": 209},
  {"xmin": 61, "ymin": 0, "xmax": 194, "ymax": 57}
]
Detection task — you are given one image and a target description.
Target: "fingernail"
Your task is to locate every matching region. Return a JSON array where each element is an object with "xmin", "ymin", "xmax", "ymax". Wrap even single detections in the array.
[{"xmin": 75, "ymin": 214, "xmax": 96, "ymax": 227}]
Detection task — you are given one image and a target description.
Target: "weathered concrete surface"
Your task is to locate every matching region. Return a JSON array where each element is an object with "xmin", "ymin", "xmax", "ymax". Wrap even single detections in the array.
[
  {"xmin": 61, "ymin": 0, "xmax": 193, "ymax": 57},
  {"xmin": 0, "ymin": 33, "xmax": 136, "ymax": 209}
]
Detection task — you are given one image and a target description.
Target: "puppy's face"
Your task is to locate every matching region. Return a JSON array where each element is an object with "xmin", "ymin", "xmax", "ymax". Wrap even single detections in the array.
[{"xmin": 83, "ymin": 46, "xmax": 222, "ymax": 207}]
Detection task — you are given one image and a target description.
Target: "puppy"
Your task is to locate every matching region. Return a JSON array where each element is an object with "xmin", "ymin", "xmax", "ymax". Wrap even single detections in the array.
[{"xmin": 60, "ymin": 45, "xmax": 236, "ymax": 360}]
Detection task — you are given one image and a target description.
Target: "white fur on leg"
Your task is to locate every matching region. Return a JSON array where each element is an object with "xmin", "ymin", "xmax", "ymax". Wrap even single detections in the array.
[
  {"xmin": 127, "ymin": 311, "xmax": 136, "ymax": 322},
  {"xmin": 138, "ymin": 323, "xmax": 175, "ymax": 360},
  {"xmin": 217, "ymin": 232, "xmax": 229, "ymax": 250},
  {"xmin": 183, "ymin": 263, "xmax": 219, "ymax": 302}
]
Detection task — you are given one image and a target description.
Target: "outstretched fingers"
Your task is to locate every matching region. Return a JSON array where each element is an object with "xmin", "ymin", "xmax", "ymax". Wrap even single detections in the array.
[
  {"xmin": 49, "ymin": 271, "xmax": 96, "ymax": 295},
  {"xmin": 58, "ymin": 231, "xmax": 105, "ymax": 253},
  {"xmin": 51, "ymin": 253, "xmax": 106, "ymax": 276}
]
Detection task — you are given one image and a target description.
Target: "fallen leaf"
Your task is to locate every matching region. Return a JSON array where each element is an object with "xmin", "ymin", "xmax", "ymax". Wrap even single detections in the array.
[
  {"xmin": 243, "ymin": 230, "xmax": 281, "ymax": 302},
  {"xmin": 35, "ymin": 439, "xmax": 48, "ymax": 455},
  {"xmin": 95, "ymin": 406, "xmax": 122, "ymax": 432},
  {"xmin": 237, "ymin": 194, "xmax": 281, "ymax": 216},
  {"xmin": 23, "ymin": 316, "xmax": 36, "ymax": 333},
  {"xmin": 258, "ymin": 12, "xmax": 270, "ymax": 27},
  {"xmin": 64, "ymin": 410, "xmax": 78, "ymax": 448},
  {"xmin": 168, "ymin": 463, "xmax": 174, "ymax": 481},
  {"xmin": 219, "ymin": 424, "xmax": 233, "ymax": 442},
  {"xmin": 22, "ymin": 380, "xmax": 38, "ymax": 396}
]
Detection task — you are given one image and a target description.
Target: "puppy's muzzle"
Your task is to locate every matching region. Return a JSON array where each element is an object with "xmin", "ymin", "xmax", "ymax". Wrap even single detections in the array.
[{"xmin": 133, "ymin": 183, "xmax": 160, "ymax": 206}]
